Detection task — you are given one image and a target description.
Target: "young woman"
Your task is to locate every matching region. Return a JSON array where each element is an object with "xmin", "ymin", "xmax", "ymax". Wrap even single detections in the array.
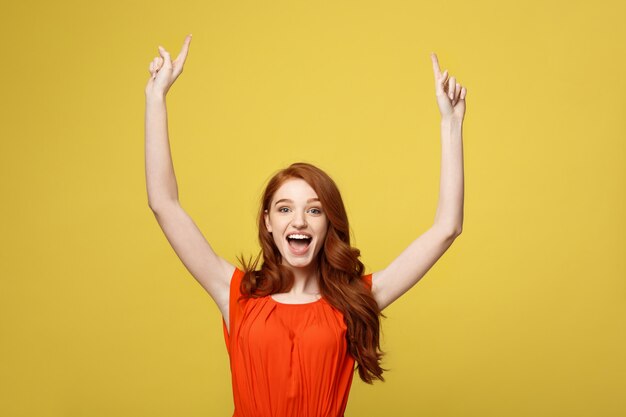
[{"xmin": 145, "ymin": 34, "xmax": 466, "ymax": 417}]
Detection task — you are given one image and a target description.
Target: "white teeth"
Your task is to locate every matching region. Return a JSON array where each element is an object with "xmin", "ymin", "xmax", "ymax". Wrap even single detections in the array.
[{"xmin": 288, "ymin": 234, "xmax": 311, "ymax": 239}]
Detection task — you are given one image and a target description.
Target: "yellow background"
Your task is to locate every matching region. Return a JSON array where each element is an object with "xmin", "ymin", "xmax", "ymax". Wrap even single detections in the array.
[{"xmin": 1, "ymin": 0, "xmax": 624, "ymax": 416}]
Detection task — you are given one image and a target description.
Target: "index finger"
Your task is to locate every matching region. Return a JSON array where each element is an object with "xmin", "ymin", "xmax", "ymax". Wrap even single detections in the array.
[
  {"xmin": 175, "ymin": 34, "xmax": 192, "ymax": 64},
  {"xmin": 430, "ymin": 52, "xmax": 441, "ymax": 77}
]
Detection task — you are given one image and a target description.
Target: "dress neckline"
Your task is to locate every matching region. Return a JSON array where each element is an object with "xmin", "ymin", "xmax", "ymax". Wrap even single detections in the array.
[{"xmin": 269, "ymin": 294, "xmax": 323, "ymax": 306}]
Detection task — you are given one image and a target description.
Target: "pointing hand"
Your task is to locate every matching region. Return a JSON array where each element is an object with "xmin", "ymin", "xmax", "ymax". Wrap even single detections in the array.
[
  {"xmin": 145, "ymin": 34, "xmax": 193, "ymax": 97},
  {"xmin": 430, "ymin": 52, "xmax": 467, "ymax": 121}
]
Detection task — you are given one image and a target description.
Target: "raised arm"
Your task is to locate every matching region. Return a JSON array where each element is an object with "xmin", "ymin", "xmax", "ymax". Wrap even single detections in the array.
[
  {"xmin": 144, "ymin": 35, "xmax": 235, "ymax": 326},
  {"xmin": 369, "ymin": 52, "xmax": 466, "ymax": 311}
]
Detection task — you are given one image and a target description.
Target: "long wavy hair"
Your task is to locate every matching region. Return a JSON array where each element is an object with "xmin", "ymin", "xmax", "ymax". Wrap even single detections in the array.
[{"xmin": 237, "ymin": 162, "xmax": 388, "ymax": 383}]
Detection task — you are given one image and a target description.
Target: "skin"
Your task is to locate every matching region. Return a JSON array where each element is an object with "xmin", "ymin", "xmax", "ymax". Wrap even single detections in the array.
[
  {"xmin": 146, "ymin": 35, "xmax": 465, "ymax": 315},
  {"xmin": 430, "ymin": 52, "xmax": 467, "ymax": 120},
  {"xmin": 145, "ymin": 35, "xmax": 192, "ymax": 97},
  {"xmin": 263, "ymin": 178, "xmax": 329, "ymax": 301}
]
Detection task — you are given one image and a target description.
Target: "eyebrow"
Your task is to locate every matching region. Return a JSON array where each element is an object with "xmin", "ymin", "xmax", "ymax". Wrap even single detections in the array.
[{"xmin": 274, "ymin": 198, "xmax": 320, "ymax": 206}]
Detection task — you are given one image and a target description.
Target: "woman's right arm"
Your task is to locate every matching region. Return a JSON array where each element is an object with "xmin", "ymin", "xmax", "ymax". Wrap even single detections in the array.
[{"xmin": 144, "ymin": 35, "xmax": 235, "ymax": 321}]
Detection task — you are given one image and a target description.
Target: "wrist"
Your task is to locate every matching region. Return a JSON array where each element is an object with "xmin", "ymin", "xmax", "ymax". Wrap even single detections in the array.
[
  {"xmin": 441, "ymin": 116, "xmax": 463, "ymax": 126},
  {"xmin": 145, "ymin": 90, "xmax": 166, "ymax": 103}
]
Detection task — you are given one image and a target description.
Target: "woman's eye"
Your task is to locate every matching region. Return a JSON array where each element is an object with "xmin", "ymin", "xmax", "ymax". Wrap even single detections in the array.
[
  {"xmin": 278, "ymin": 207, "xmax": 290, "ymax": 213},
  {"xmin": 309, "ymin": 208, "xmax": 322, "ymax": 215}
]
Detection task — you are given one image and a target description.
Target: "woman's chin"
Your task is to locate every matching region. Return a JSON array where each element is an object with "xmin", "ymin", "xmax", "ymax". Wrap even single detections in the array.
[
  {"xmin": 281, "ymin": 255, "xmax": 315, "ymax": 269},
  {"xmin": 285, "ymin": 259, "xmax": 313, "ymax": 269}
]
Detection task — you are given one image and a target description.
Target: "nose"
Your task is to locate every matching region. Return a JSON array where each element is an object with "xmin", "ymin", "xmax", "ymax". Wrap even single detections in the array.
[{"xmin": 292, "ymin": 210, "xmax": 308, "ymax": 228}]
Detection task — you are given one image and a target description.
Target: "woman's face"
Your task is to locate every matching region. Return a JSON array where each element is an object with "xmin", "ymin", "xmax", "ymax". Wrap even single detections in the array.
[{"xmin": 264, "ymin": 178, "xmax": 329, "ymax": 270}]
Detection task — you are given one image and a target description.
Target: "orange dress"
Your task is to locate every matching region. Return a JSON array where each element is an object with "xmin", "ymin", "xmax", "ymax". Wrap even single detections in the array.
[{"xmin": 222, "ymin": 267, "xmax": 373, "ymax": 417}]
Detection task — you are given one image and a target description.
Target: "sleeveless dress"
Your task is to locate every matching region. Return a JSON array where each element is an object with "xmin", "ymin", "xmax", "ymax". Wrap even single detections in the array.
[{"xmin": 222, "ymin": 267, "xmax": 373, "ymax": 417}]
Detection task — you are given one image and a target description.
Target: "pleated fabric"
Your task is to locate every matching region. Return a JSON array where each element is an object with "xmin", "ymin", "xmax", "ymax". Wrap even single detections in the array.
[{"xmin": 222, "ymin": 267, "xmax": 373, "ymax": 417}]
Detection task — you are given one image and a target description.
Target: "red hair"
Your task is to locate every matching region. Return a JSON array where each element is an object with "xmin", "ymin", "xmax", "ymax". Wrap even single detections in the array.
[{"xmin": 237, "ymin": 162, "xmax": 388, "ymax": 383}]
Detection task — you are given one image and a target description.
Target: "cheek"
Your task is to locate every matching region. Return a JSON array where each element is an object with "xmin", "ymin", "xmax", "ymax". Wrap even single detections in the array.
[
  {"xmin": 316, "ymin": 225, "xmax": 329, "ymax": 245},
  {"xmin": 319, "ymin": 220, "xmax": 329, "ymax": 237},
  {"xmin": 269, "ymin": 224, "xmax": 285, "ymax": 248}
]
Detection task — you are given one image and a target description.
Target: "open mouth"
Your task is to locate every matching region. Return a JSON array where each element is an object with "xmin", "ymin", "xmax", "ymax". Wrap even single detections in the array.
[{"xmin": 286, "ymin": 234, "xmax": 313, "ymax": 253}]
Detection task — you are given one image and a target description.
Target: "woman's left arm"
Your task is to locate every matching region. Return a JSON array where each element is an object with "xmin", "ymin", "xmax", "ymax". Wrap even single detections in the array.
[
  {"xmin": 433, "ymin": 116, "xmax": 464, "ymax": 234},
  {"xmin": 370, "ymin": 53, "xmax": 466, "ymax": 311}
]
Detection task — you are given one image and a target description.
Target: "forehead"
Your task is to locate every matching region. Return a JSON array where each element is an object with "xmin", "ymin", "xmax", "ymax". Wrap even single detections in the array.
[{"xmin": 272, "ymin": 178, "xmax": 318, "ymax": 202}]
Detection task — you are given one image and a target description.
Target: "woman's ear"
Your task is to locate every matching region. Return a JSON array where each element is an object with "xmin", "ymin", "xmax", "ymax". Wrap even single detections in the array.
[{"xmin": 264, "ymin": 209, "xmax": 272, "ymax": 233}]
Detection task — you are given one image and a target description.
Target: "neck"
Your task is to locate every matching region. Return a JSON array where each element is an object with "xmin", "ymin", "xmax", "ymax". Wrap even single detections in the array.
[{"xmin": 282, "ymin": 261, "xmax": 320, "ymax": 295}]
